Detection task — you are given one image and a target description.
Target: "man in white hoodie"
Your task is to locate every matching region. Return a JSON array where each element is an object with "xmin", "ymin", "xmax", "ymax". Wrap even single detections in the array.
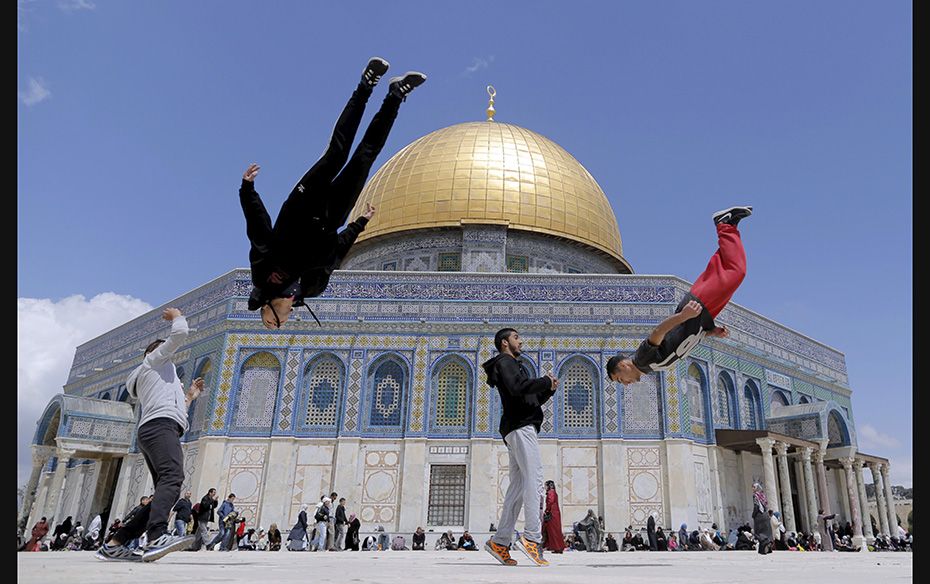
[{"xmin": 96, "ymin": 308, "xmax": 201, "ymax": 562}]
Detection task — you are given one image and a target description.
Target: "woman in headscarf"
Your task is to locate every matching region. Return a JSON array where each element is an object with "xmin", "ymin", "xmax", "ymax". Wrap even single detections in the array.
[
  {"xmin": 345, "ymin": 513, "xmax": 361, "ymax": 551},
  {"xmin": 726, "ymin": 527, "xmax": 739, "ymax": 550},
  {"xmin": 646, "ymin": 511, "xmax": 658, "ymax": 551},
  {"xmin": 699, "ymin": 527, "xmax": 719, "ymax": 551},
  {"xmin": 656, "ymin": 526, "xmax": 668, "ymax": 551},
  {"xmin": 677, "ymin": 524, "xmax": 689, "ymax": 551},
  {"xmin": 51, "ymin": 516, "xmax": 73, "ymax": 550},
  {"xmin": 287, "ymin": 504, "xmax": 309, "ymax": 551},
  {"xmin": 24, "ymin": 517, "xmax": 49, "ymax": 552},
  {"xmin": 542, "ymin": 480, "xmax": 566, "ymax": 553},
  {"xmin": 751, "ymin": 483, "xmax": 773, "ymax": 554}
]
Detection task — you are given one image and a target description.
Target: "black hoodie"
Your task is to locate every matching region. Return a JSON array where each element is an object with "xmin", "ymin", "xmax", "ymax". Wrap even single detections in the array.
[{"xmin": 482, "ymin": 353, "xmax": 555, "ymax": 440}]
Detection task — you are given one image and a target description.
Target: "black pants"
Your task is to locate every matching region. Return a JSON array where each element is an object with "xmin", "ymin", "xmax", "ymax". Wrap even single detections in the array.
[
  {"xmin": 272, "ymin": 84, "xmax": 401, "ymax": 247},
  {"xmin": 114, "ymin": 418, "xmax": 185, "ymax": 543}
]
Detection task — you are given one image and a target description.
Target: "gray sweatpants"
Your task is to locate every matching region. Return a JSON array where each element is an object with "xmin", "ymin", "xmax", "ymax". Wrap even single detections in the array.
[{"xmin": 492, "ymin": 425, "xmax": 544, "ymax": 546}]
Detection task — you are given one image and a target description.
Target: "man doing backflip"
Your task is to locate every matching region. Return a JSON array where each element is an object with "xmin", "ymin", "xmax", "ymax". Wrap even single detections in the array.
[
  {"xmin": 606, "ymin": 206, "xmax": 752, "ymax": 383},
  {"xmin": 240, "ymin": 57, "xmax": 426, "ymax": 329},
  {"xmin": 483, "ymin": 328, "xmax": 558, "ymax": 567}
]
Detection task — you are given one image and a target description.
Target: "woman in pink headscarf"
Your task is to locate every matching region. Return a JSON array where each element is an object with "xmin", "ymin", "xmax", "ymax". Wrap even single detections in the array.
[{"xmin": 752, "ymin": 482, "xmax": 773, "ymax": 554}]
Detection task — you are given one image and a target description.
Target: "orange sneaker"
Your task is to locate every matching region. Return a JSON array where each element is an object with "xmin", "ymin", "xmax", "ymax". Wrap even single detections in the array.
[
  {"xmin": 484, "ymin": 539, "xmax": 518, "ymax": 566},
  {"xmin": 515, "ymin": 535, "xmax": 549, "ymax": 566}
]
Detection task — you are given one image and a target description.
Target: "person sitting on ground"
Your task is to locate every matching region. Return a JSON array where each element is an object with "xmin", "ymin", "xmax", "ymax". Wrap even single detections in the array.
[
  {"xmin": 605, "ymin": 533, "xmax": 619, "ymax": 552},
  {"xmin": 725, "ymin": 528, "xmax": 738, "ymax": 550},
  {"xmin": 678, "ymin": 524, "xmax": 689, "ymax": 550},
  {"xmin": 412, "ymin": 527, "xmax": 426, "ymax": 550},
  {"xmin": 735, "ymin": 525, "xmax": 756, "ymax": 551},
  {"xmin": 699, "ymin": 527, "xmax": 720, "ymax": 551},
  {"xmin": 655, "ymin": 526, "xmax": 668, "ymax": 551},
  {"xmin": 622, "ymin": 527, "xmax": 634, "ymax": 551},
  {"xmin": 458, "ymin": 531, "xmax": 478, "ymax": 551},
  {"xmin": 376, "ymin": 525, "xmax": 391, "ymax": 551},
  {"xmin": 563, "ymin": 534, "xmax": 575, "ymax": 551},
  {"xmin": 668, "ymin": 532, "xmax": 679, "ymax": 551},
  {"xmin": 238, "ymin": 528, "xmax": 257, "ymax": 551},
  {"xmin": 688, "ymin": 529, "xmax": 702, "ymax": 551},
  {"xmin": 436, "ymin": 529, "xmax": 457, "ymax": 550},
  {"xmin": 711, "ymin": 523, "xmax": 726, "ymax": 547},
  {"xmin": 254, "ymin": 528, "xmax": 267, "ymax": 551},
  {"xmin": 362, "ymin": 533, "xmax": 378, "ymax": 551},
  {"xmin": 267, "ymin": 524, "xmax": 281, "ymax": 551},
  {"xmin": 391, "ymin": 534, "xmax": 408, "ymax": 551}
]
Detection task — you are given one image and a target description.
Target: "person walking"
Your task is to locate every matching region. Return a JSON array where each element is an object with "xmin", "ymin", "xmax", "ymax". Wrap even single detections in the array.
[
  {"xmin": 334, "ymin": 498, "xmax": 348, "ymax": 551},
  {"xmin": 171, "ymin": 492, "xmax": 193, "ymax": 536},
  {"xmin": 542, "ymin": 481, "xmax": 566, "ymax": 553},
  {"xmin": 288, "ymin": 504, "xmax": 310, "ymax": 551},
  {"xmin": 311, "ymin": 498, "xmax": 332, "ymax": 551}
]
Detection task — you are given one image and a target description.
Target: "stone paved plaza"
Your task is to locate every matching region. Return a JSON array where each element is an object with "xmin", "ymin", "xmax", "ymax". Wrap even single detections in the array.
[{"xmin": 17, "ymin": 551, "xmax": 913, "ymax": 584}]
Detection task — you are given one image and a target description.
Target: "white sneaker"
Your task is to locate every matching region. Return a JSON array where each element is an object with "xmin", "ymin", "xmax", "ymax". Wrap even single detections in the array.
[{"xmin": 140, "ymin": 534, "xmax": 196, "ymax": 562}]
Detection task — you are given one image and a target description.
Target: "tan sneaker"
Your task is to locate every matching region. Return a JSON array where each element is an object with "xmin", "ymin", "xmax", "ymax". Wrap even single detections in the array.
[
  {"xmin": 484, "ymin": 539, "xmax": 518, "ymax": 566},
  {"xmin": 515, "ymin": 535, "xmax": 549, "ymax": 566}
]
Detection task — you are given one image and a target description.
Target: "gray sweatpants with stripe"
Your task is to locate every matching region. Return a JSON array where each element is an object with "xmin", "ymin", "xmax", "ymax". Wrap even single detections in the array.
[{"xmin": 492, "ymin": 425, "xmax": 544, "ymax": 545}]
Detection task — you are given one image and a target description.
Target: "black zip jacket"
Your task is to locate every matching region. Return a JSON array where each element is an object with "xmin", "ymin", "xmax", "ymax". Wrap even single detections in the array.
[
  {"xmin": 482, "ymin": 353, "xmax": 555, "ymax": 440},
  {"xmin": 241, "ymin": 180, "xmax": 369, "ymax": 310},
  {"xmin": 172, "ymin": 497, "xmax": 192, "ymax": 522}
]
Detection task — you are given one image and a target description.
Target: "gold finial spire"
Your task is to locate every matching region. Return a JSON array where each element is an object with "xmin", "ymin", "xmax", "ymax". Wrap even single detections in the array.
[{"xmin": 486, "ymin": 85, "xmax": 496, "ymax": 122}]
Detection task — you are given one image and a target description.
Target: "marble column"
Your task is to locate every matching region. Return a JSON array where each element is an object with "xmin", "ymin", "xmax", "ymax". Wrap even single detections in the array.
[
  {"xmin": 755, "ymin": 437, "xmax": 780, "ymax": 513},
  {"xmin": 19, "ymin": 446, "xmax": 52, "ymax": 537},
  {"xmin": 800, "ymin": 447, "xmax": 819, "ymax": 534},
  {"xmin": 794, "ymin": 459, "xmax": 810, "ymax": 533},
  {"xmin": 774, "ymin": 442, "xmax": 796, "ymax": 532},
  {"xmin": 44, "ymin": 450, "xmax": 74, "ymax": 525},
  {"xmin": 881, "ymin": 464, "xmax": 898, "ymax": 536},
  {"xmin": 840, "ymin": 457, "xmax": 866, "ymax": 551},
  {"xmin": 812, "ymin": 447, "xmax": 831, "ymax": 515},
  {"xmin": 869, "ymin": 463, "xmax": 889, "ymax": 536},
  {"xmin": 854, "ymin": 459, "xmax": 874, "ymax": 544}
]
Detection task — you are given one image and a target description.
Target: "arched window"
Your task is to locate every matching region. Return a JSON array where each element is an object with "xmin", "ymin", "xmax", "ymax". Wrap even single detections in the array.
[
  {"xmin": 302, "ymin": 354, "xmax": 344, "ymax": 428},
  {"xmin": 715, "ymin": 372, "xmax": 736, "ymax": 429},
  {"xmin": 827, "ymin": 411, "xmax": 850, "ymax": 447},
  {"xmin": 100, "ymin": 391, "xmax": 112, "ymax": 401},
  {"xmin": 232, "ymin": 352, "xmax": 281, "ymax": 431},
  {"xmin": 117, "ymin": 385, "xmax": 130, "ymax": 402},
  {"xmin": 742, "ymin": 381, "xmax": 760, "ymax": 430},
  {"xmin": 798, "ymin": 395, "xmax": 811, "ymax": 404},
  {"xmin": 431, "ymin": 357, "xmax": 470, "ymax": 431},
  {"xmin": 560, "ymin": 357, "xmax": 597, "ymax": 431},
  {"xmin": 686, "ymin": 363, "xmax": 706, "ymax": 427},
  {"xmin": 187, "ymin": 357, "xmax": 214, "ymax": 437},
  {"xmin": 770, "ymin": 389, "xmax": 790, "ymax": 413},
  {"xmin": 367, "ymin": 357, "xmax": 407, "ymax": 428}
]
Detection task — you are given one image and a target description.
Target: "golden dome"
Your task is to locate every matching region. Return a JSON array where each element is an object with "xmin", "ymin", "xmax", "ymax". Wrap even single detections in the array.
[{"xmin": 348, "ymin": 121, "xmax": 625, "ymax": 262}]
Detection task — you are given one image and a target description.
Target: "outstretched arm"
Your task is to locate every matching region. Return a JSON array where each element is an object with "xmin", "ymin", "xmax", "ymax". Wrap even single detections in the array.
[
  {"xmin": 334, "ymin": 203, "xmax": 376, "ymax": 260},
  {"xmin": 646, "ymin": 300, "xmax": 703, "ymax": 346},
  {"xmin": 239, "ymin": 163, "xmax": 274, "ymax": 261}
]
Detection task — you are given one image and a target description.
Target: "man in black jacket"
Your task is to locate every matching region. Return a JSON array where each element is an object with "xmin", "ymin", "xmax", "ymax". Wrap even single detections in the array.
[
  {"xmin": 191, "ymin": 489, "xmax": 217, "ymax": 551},
  {"xmin": 334, "ymin": 498, "xmax": 348, "ymax": 551},
  {"xmin": 239, "ymin": 56, "xmax": 426, "ymax": 329},
  {"xmin": 482, "ymin": 328, "xmax": 557, "ymax": 567},
  {"xmin": 171, "ymin": 492, "xmax": 193, "ymax": 537}
]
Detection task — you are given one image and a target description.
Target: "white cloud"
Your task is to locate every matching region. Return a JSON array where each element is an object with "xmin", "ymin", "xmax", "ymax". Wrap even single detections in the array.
[
  {"xmin": 887, "ymin": 457, "xmax": 912, "ymax": 488},
  {"xmin": 58, "ymin": 0, "xmax": 96, "ymax": 12},
  {"xmin": 463, "ymin": 55, "xmax": 495, "ymax": 76},
  {"xmin": 857, "ymin": 423, "xmax": 901, "ymax": 450},
  {"xmin": 18, "ymin": 77, "xmax": 51, "ymax": 107},
  {"xmin": 17, "ymin": 294, "xmax": 153, "ymax": 489}
]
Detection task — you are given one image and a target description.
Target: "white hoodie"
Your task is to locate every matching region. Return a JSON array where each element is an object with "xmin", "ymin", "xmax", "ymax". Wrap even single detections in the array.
[{"xmin": 126, "ymin": 316, "xmax": 189, "ymax": 432}]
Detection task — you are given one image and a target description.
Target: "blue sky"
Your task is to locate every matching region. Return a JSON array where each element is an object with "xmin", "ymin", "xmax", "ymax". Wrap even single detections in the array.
[{"xmin": 18, "ymin": 1, "xmax": 911, "ymax": 486}]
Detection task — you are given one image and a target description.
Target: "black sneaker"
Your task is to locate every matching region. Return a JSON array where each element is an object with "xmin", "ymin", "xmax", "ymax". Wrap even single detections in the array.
[
  {"xmin": 140, "ymin": 534, "xmax": 196, "ymax": 562},
  {"xmin": 94, "ymin": 543, "xmax": 142, "ymax": 562},
  {"xmin": 712, "ymin": 205, "xmax": 753, "ymax": 226},
  {"xmin": 389, "ymin": 72, "xmax": 427, "ymax": 100},
  {"xmin": 361, "ymin": 57, "xmax": 390, "ymax": 88}
]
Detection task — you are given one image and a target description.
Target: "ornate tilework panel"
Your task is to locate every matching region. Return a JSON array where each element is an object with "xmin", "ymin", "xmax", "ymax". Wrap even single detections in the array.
[
  {"xmin": 409, "ymin": 340, "xmax": 429, "ymax": 433},
  {"xmin": 232, "ymin": 352, "xmax": 281, "ymax": 432},
  {"xmin": 560, "ymin": 446, "xmax": 599, "ymax": 523},
  {"xmin": 601, "ymin": 354, "xmax": 619, "ymax": 435},
  {"xmin": 506, "ymin": 255, "xmax": 529, "ymax": 273},
  {"xmin": 224, "ymin": 445, "xmax": 267, "ymax": 526},
  {"xmin": 664, "ymin": 365, "xmax": 682, "ymax": 434},
  {"xmin": 437, "ymin": 252, "xmax": 462, "ymax": 272},
  {"xmin": 365, "ymin": 358, "xmax": 407, "ymax": 430},
  {"xmin": 560, "ymin": 358, "xmax": 596, "ymax": 431},
  {"xmin": 185, "ymin": 356, "xmax": 215, "ymax": 440},
  {"xmin": 685, "ymin": 363, "xmax": 706, "ymax": 437},
  {"xmin": 275, "ymin": 351, "xmax": 302, "ymax": 433},
  {"xmin": 301, "ymin": 355, "xmax": 344, "ymax": 428},
  {"xmin": 431, "ymin": 358, "xmax": 469, "ymax": 429},
  {"xmin": 714, "ymin": 372, "xmax": 735, "ymax": 429},
  {"xmin": 289, "ymin": 444, "xmax": 334, "ymax": 527},
  {"xmin": 770, "ymin": 388, "xmax": 790, "ymax": 414},
  {"xmin": 360, "ymin": 448, "xmax": 401, "ymax": 530},
  {"xmin": 627, "ymin": 447, "xmax": 664, "ymax": 528},
  {"xmin": 344, "ymin": 352, "xmax": 364, "ymax": 433},
  {"xmin": 64, "ymin": 416, "xmax": 134, "ymax": 446},
  {"xmin": 622, "ymin": 375, "xmax": 660, "ymax": 435},
  {"xmin": 742, "ymin": 382, "xmax": 760, "ymax": 430},
  {"xmin": 767, "ymin": 417, "xmax": 822, "ymax": 441}
]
